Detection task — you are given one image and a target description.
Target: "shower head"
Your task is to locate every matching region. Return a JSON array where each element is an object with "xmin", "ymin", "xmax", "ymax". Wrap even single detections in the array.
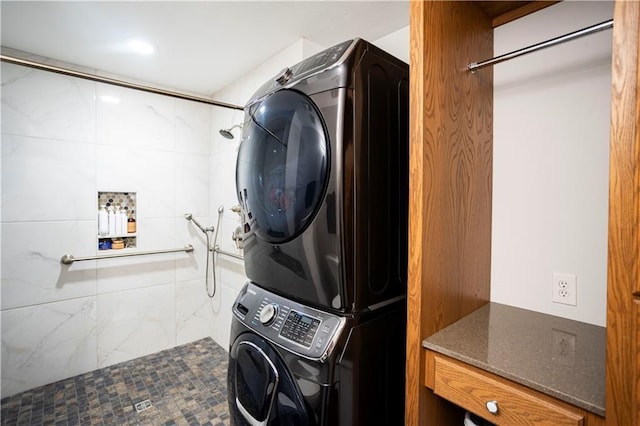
[
  {"xmin": 219, "ymin": 123, "xmax": 242, "ymax": 140},
  {"xmin": 219, "ymin": 129, "xmax": 234, "ymax": 139}
]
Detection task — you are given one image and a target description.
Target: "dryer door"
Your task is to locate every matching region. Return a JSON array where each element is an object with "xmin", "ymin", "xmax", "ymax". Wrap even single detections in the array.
[
  {"xmin": 228, "ymin": 332, "xmax": 312, "ymax": 426},
  {"xmin": 236, "ymin": 89, "xmax": 329, "ymax": 244}
]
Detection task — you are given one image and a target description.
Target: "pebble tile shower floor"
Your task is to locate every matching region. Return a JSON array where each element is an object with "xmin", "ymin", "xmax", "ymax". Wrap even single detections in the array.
[{"xmin": 0, "ymin": 337, "xmax": 230, "ymax": 425}]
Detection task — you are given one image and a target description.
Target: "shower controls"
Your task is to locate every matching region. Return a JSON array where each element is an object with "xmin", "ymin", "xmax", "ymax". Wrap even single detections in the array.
[
  {"xmin": 232, "ymin": 226, "xmax": 244, "ymax": 250},
  {"xmin": 259, "ymin": 303, "xmax": 279, "ymax": 325}
]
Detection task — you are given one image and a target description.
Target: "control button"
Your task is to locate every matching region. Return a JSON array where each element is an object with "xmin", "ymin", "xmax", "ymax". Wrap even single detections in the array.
[
  {"xmin": 259, "ymin": 303, "xmax": 278, "ymax": 326},
  {"xmin": 275, "ymin": 67, "xmax": 293, "ymax": 85}
]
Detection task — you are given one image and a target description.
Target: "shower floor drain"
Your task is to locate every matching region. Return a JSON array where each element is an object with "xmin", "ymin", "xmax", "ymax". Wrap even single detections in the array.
[{"xmin": 134, "ymin": 399, "xmax": 152, "ymax": 413}]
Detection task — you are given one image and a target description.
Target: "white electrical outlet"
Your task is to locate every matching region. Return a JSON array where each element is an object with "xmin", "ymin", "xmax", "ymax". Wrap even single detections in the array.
[{"xmin": 552, "ymin": 273, "xmax": 577, "ymax": 306}]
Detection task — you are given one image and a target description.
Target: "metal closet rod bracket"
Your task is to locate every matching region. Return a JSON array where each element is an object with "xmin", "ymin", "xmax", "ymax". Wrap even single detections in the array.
[
  {"xmin": 468, "ymin": 19, "xmax": 613, "ymax": 73},
  {"xmin": 61, "ymin": 245, "xmax": 194, "ymax": 265}
]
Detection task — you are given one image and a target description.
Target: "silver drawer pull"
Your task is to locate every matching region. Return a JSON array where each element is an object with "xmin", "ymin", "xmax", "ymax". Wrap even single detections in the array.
[{"xmin": 486, "ymin": 400, "xmax": 499, "ymax": 414}]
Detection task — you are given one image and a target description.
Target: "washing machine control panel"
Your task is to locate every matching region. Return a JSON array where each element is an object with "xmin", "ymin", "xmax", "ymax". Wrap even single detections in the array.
[
  {"xmin": 279, "ymin": 310, "xmax": 321, "ymax": 348},
  {"xmin": 247, "ymin": 39, "xmax": 355, "ymax": 104},
  {"xmin": 288, "ymin": 39, "xmax": 352, "ymax": 81},
  {"xmin": 233, "ymin": 282, "xmax": 345, "ymax": 361}
]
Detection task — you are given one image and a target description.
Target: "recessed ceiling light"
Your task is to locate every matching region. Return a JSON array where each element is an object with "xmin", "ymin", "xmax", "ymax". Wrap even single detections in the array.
[{"xmin": 126, "ymin": 38, "xmax": 155, "ymax": 56}]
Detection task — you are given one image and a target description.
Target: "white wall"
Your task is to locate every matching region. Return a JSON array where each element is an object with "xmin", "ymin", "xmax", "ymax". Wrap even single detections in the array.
[
  {"xmin": 0, "ymin": 59, "xmax": 221, "ymax": 398},
  {"xmin": 374, "ymin": 25, "xmax": 409, "ymax": 64},
  {"xmin": 491, "ymin": 1, "xmax": 613, "ymax": 326}
]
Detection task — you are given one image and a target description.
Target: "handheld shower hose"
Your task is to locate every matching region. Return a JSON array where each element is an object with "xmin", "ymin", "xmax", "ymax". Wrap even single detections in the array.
[
  {"xmin": 185, "ymin": 212, "xmax": 217, "ymax": 298},
  {"xmin": 184, "ymin": 207, "xmax": 226, "ymax": 298}
]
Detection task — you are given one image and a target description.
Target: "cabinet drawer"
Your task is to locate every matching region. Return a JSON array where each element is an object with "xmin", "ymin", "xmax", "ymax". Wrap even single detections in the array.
[{"xmin": 432, "ymin": 355, "xmax": 584, "ymax": 426}]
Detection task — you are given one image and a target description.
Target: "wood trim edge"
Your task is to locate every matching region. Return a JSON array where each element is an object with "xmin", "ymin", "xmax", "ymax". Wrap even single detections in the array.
[
  {"xmin": 405, "ymin": 1, "xmax": 427, "ymax": 424},
  {"xmin": 424, "ymin": 350, "xmax": 435, "ymax": 389},
  {"xmin": 492, "ymin": 1, "xmax": 561, "ymax": 28}
]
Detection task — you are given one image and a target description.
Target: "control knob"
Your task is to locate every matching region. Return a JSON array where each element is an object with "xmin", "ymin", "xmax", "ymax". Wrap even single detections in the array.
[
  {"xmin": 259, "ymin": 303, "xmax": 278, "ymax": 325},
  {"xmin": 275, "ymin": 67, "xmax": 293, "ymax": 85}
]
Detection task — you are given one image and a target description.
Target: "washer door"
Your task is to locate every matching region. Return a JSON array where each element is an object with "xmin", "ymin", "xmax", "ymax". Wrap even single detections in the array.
[
  {"xmin": 228, "ymin": 333, "xmax": 312, "ymax": 426},
  {"xmin": 236, "ymin": 89, "xmax": 329, "ymax": 244}
]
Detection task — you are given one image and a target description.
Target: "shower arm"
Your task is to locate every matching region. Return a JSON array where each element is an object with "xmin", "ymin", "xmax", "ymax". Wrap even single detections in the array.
[
  {"xmin": 184, "ymin": 209, "xmax": 244, "ymax": 260},
  {"xmin": 219, "ymin": 123, "xmax": 243, "ymax": 140},
  {"xmin": 184, "ymin": 213, "xmax": 213, "ymax": 233}
]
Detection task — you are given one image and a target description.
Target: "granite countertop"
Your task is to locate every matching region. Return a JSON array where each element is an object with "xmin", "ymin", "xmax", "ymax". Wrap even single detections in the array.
[{"xmin": 422, "ymin": 302, "xmax": 606, "ymax": 417}]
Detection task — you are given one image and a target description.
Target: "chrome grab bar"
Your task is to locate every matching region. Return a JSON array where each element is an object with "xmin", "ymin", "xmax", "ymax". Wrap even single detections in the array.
[
  {"xmin": 213, "ymin": 245, "xmax": 244, "ymax": 260},
  {"xmin": 61, "ymin": 245, "xmax": 194, "ymax": 265}
]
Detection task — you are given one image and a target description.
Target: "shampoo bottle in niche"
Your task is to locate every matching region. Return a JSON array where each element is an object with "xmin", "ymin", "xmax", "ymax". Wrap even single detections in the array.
[
  {"xmin": 119, "ymin": 208, "xmax": 128, "ymax": 235},
  {"xmin": 115, "ymin": 207, "xmax": 123, "ymax": 235},
  {"xmin": 127, "ymin": 211, "xmax": 136, "ymax": 233},
  {"xmin": 98, "ymin": 205, "xmax": 109, "ymax": 236},
  {"xmin": 108, "ymin": 206, "xmax": 116, "ymax": 236}
]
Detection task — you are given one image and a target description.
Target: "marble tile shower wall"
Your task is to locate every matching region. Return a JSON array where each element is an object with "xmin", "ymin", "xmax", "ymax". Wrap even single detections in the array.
[{"xmin": 0, "ymin": 62, "xmax": 246, "ymax": 399}]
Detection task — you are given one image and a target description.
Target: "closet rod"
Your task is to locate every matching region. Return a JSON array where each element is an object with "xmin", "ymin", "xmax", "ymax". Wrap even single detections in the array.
[
  {"xmin": 468, "ymin": 19, "xmax": 613, "ymax": 72},
  {"xmin": 0, "ymin": 54, "xmax": 244, "ymax": 110}
]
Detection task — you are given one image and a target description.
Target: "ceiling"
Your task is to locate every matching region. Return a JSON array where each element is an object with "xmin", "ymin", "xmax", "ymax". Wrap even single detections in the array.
[{"xmin": 1, "ymin": 1, "xmax": 409, "ymax": 97}]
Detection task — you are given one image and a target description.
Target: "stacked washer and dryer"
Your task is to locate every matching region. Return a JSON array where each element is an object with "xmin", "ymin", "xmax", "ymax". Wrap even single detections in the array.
[{"xmin": 227, "ymin": 39, "xmax": 409, "ymax": 426}]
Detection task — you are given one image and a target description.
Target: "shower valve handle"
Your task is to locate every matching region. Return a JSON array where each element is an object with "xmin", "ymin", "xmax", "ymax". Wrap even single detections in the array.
[{"xmin": 232, "ymin": 226, "xmax": 244, "ymax": 250}]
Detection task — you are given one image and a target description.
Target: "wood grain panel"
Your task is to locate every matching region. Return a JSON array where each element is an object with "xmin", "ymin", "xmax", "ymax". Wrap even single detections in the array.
[
  {"xmin": 482, "ymin": 1, "xmax": 560, "ymax": 28},
  {"xmin": 406, "ymin": 1, "xmax": 493, "ymax": 425},
  {"xmin": 473, "ymin": 0, "xmax": 533, "ymax": 20},
  {"xmin": 586, "ymin": 412, "xmax": 605, "ymax": 426},
  {"xmin": 425, "ymin": 351, "xmax": 605, "ymax": 425},
  {"xmin": 424, "ymin": 349, "xmax": 435, "ymax": 390},
  {"xmin": 433, "ymin": 355, "xmax": 584, "ymax": 426},
  {"xmin": 418, "ymin": 0, "xmax": 493, "ymax": 350},
  {"xmin": 405, "ymin": 1, "xmax": 428, "ymax": 424},
  {"xmin": 606, "ymin": 1, "xmax": 640, "ymax": 425}
]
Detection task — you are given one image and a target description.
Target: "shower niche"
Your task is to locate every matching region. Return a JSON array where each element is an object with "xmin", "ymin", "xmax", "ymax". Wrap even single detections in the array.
[{"xmin": 97, "ymin": 191, "xmax": 137, "ymax": 250}]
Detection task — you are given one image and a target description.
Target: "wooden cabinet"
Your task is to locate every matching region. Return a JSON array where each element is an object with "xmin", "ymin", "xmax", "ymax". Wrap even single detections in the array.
[
  {"xmin": 425, "ymin": 351, "xmax": 604, "ymax": 426},
  {"xmin": 604, "ymin": 1, "xmax": 640, "ymax": 424},
  {"xmin": 406, "ymin": 1, "xmax": 640, "ymax": 425}
]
